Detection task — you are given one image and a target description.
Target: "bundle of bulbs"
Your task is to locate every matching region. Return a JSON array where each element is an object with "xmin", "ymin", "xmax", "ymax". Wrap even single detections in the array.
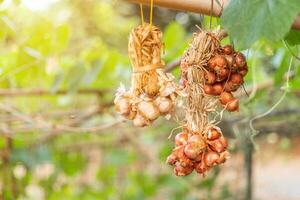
[
  {"xmin": 166, "ymin": 29, "xmax": 248, "ymax": 176},
  {"xmin": 114, "ymin": 23, "xmax": 182, "ymax": 127},
  {"xmin": 204, "ymin": 44, "xmax": 248, "ymax": 112},
  {"xmin": 115, "ymin": 23, "xmax": 249, "ymax": 177},
  {"xmin": 167, "ymin": 127, "xmax": 229, "ymax": 176}
]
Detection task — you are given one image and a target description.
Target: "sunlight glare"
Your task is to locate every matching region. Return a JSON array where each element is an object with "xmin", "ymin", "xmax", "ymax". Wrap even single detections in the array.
[{"xmin": 22, "ymin": 0, "xmax": 58, "ymax": 11}]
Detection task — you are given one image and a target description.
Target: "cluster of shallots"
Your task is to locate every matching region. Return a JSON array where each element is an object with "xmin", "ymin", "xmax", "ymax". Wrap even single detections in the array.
[
  {"xmin": 167, "ymin": 127, "xmax": 229, "ymax": 176},
  {"xmin": 166, "ymin": 30, "xmax": 237, "ymax": 177},
  {"xmin": 203, "ymin": 45, "xmax": 248, "ymax": 112},
  {"xmin": 114, "ymin": 69, "xmax": 182, "ymax": 127}
]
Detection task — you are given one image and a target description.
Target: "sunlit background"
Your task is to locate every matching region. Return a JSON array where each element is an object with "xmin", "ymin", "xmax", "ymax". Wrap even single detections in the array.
[{"xmin": 0, "ymin": 0, "xmax": 300, "ymax": 199}]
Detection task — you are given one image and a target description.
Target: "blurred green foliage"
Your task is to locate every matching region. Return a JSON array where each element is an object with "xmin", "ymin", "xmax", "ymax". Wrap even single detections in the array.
[{"xmin": 0, "ymin": 0, "xmax": 299, "ymax": 200}]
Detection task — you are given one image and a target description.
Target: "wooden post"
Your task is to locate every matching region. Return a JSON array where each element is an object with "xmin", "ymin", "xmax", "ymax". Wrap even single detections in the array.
[{"xmin": 126, "ymin": 0, "xmax": 300, "ymax": 30}]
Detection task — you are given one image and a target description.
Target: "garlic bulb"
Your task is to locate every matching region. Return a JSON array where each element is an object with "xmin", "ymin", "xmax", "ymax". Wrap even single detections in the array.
[
  {"xmin": 137, "ymin": 101, "xmax": 159, "ymax": 121},
  {"xmin": 115, "ymin": 97, "xmax": 131, "ymax": 115},
  {"xmin": 133, "ymin": 114, "xmax": 148, "ymax": 127},
  {"xmin": 155, "ymin": 97, "xmax": 173, "ymax": 114}
]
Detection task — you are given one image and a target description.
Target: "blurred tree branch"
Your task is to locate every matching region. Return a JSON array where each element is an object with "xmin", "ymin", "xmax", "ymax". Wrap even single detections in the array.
[{"xmin": 0, "ymin": 88, "xmax": 107, "ymax": 97}]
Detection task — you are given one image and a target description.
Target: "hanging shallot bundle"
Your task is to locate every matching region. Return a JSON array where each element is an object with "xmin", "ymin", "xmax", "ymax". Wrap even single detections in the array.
[
  {"xmin": 167, "ymin": 29, "xmax": 248, "ymax": 176},
  {"xmin": 114, "ymin": 23, "xmax": 182, "ymax": 127}
]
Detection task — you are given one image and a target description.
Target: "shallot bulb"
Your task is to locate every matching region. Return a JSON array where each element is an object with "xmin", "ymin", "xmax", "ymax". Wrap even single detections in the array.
[
  {"xmin": 155, "ymin": 97, "xmax": 173, "ymax": 114},
  {"xmin": 137, "ymin": 101, "xmax": 160, "ymax": 121},
  {"xmin": 115, "ymin": 97, "xmax": 131, "ymax": 116},
  {"xmin": 133, "ymin": 114, "xmax": 148, "ymax": 127},
  {"xmin": 204, "ymin": 151, "xmax": 220, "ymax": 167},
  {"xmin": 175, "ymin": 132, "xmax": 189, "ymax": 146}
]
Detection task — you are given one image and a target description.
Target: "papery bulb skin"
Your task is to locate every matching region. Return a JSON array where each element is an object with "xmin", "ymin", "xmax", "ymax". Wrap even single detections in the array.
[
  {"xmin": 222, "ymin": 45, "xmax": 233, "ymax": 55},
  {"xmin": 175, "ymin": 132, "xmax": 189, "ymax": 146},
  {"xmin": 173, "ymin": 162, "xmax": 194, "ymax": 176},
  {"xmin": 226, "ymin": 98, "xmax": 239, "ymax": 112},
  {"xmin": 204, "ymin": 151, "xmax": 220, "ymax": 167},
  {"xmin": 133, "ymin": 114, "xmax": 148, "ymax": 127},
  {"xmin": 235, "ymin": 52, "xmax": 246, "ymax": 68},
  {"xmin": 205, "ymin": 71, "xmax": 217, "ymax": 85},
  {"xmin": 115, "ymin": 98, "xmax": 131, "ymax": 115},
  {"xmin": 219, "ymin": 92, "xmax": 234, "ymax": 105},
  {"xmin": 207, "ymin": 129, "xmax": 221, "ymax": 141},
  {"xmin": 137, "ymin": 101, "xmax": 160, "ymax": 121},
  {"xmin": 155, "ymin": 97, "xmax": 173, "ymax": 114}
]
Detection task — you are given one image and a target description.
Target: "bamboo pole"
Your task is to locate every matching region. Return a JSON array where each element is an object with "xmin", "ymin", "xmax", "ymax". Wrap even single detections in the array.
[{"xmin": 126, "ymin": 0, "xmax": 300, "ymax": 31}]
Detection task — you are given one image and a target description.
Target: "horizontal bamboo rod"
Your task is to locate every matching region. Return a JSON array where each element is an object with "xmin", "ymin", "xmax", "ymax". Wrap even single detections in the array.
[{"xmin": 126, "ymin": 0, "xmax": 300, "ymax": 31}]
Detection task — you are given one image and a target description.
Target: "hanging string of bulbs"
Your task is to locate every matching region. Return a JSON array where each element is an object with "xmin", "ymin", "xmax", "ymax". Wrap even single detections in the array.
[{"xmin": 115, "ymin": 0, "xmax": 248, "ymax": 177}]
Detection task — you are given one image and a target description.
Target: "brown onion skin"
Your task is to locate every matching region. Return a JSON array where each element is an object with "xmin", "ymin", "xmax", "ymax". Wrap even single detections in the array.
[
  {"xmin": 184, "ymin": 144, "xmax": 202, "ymax": 160},
  {"xmin": 212, "ymin": 83, "xmax": 223, "ymax": 95},
  {"xmin": 224, "ymin": 55, "xmax": 234, "ymax": 67},
  {"xmin": 222, "ymin": 45, "xmax": 234, "ymax": 55},
  {"xmin": 209, "ymin": 55, "xmax": 227, "ymax": 71},
  {"xmin": 235, "ymin": 52, "xmax": 246, "ymax": 68},
  {"xmin": 208, "ymin": 139, "xmax": 226, "ymax": 153},
  {"xmin": 173, "ymin": 146, "xmax": 193, "ymax": 167},
  {"xmin": 216, "ymin": 68, "xmax": 230, "ymax": 82},
  {"xmin": 175, "ymin": 132, "xmax": 189, "ymax": 146},
  {"xmin": 239, "ymin": 65, "xmax": 248, "ymax": 77},
  {"xmin": 204, "ymin": 151, "xmax": 220, "ymax": 166},
  {"xmin": 207, "ymin": 129, "xmax": 221, "ymax": 140},
  {"xmin": 166, "ymin": 154, "xmax": 177, "ymax": 165},
  {"xmin": 230, "ymin": 73, "xmax": 244, "ymax": 85},
  {"xmin": 223, "ymin": 81, "xmax": 239, "ymax": 92},
  {"xmin": 215, "ymin": 55, "xmax": 227, "ymax": 68},
  {"xmin": 194, "ymin": 152, "xmax": 204, "ymax": 162},
  {"xmin": 188, "ymin": 135, "xmax": 206, "ymax": 148},
  {"xmin": 205, "ymin": 71, "xmax": 217, "ymax": 85},
  {"xmin": 219, "ymin": 92, "xmax": 234, "ymax": 105},
  {"xmin": 219, "ymin": 136, "xmax": 228, "ymax": 149},
  {"xmin": 174, "ymin": 162, "xmax": 194, "ymax": 176},
  {"xmin": 204, "ymin": 85, "xmax": 215, "ymax": 95},
  {"xmin": 225, "ymin": 98, "xmax": 239, "ymax": 112},
  {"xmin": 208, "ymin": 57, "xmax": 217, "ymax": 69},
  {"xmin": 194, "ymin": 160, "xmax": 209, "ymax": 174},
  {"xmin": 239, "ymin": 69, "xmax": 248, "ymax": 77}
]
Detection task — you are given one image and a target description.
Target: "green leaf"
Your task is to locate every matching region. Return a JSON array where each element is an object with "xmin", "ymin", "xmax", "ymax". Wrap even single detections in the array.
[
  {"xmin": 53, "ymin": 24, "xmax": 70, "ymax": 52},
  {"xmin": 290, "ymin": 64, "xmax": 300, "ymax": 89},
  {"xmin": 82, "ymin": 60, "xmax": 102, "ymax": 84},
  {"xmin": 163, "ymin": 22, "xmax": 188, "ymax": 61},
  {"xmin": 51, "ymin": 72, "xmax": 64, "ymax": 93},
  {"xmin": 11, "ymin": 146, "xmax": 52, "ymax": 168},
  {"xmin": 163, "ymin": 22, "xmax": 185, "ymax": 51},
  {"xmin": 221, "ymin": 0, "xmax": 300, "ymax": 49},
  {"xmin": 272, "ymin": 49, "xmax": 290, "ymax": 86},
  {"xmin": 66, "ymin": 65, "xmax": 86, "ymax": 92},
  {"xmin": 285, "ymin": 30, "xmax": 300, "ymax": 46}
]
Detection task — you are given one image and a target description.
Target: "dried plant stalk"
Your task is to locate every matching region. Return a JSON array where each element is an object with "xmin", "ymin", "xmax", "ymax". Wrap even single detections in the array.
[
  {"xmin": 182, "ymin": 30, "xmax": 221, "ymax": 133},
  {"xmin": 128, "ymin": 23, "xmax": 165, "ymax": 97}
]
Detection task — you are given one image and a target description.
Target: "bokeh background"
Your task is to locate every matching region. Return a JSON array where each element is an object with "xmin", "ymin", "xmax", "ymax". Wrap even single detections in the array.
[{"xmin": 0, "ymin": 0, "xmax": 300, "ymax": 199}]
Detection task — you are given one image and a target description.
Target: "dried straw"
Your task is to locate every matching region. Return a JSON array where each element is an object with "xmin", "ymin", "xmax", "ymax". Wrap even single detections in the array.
[
  {"xmin": 128, "ymin": 23, "xmax": 165, "ymax": 97},
  {"xmin": 181, "ymin": 30, "xmax": 221, "ymax": 134}
]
